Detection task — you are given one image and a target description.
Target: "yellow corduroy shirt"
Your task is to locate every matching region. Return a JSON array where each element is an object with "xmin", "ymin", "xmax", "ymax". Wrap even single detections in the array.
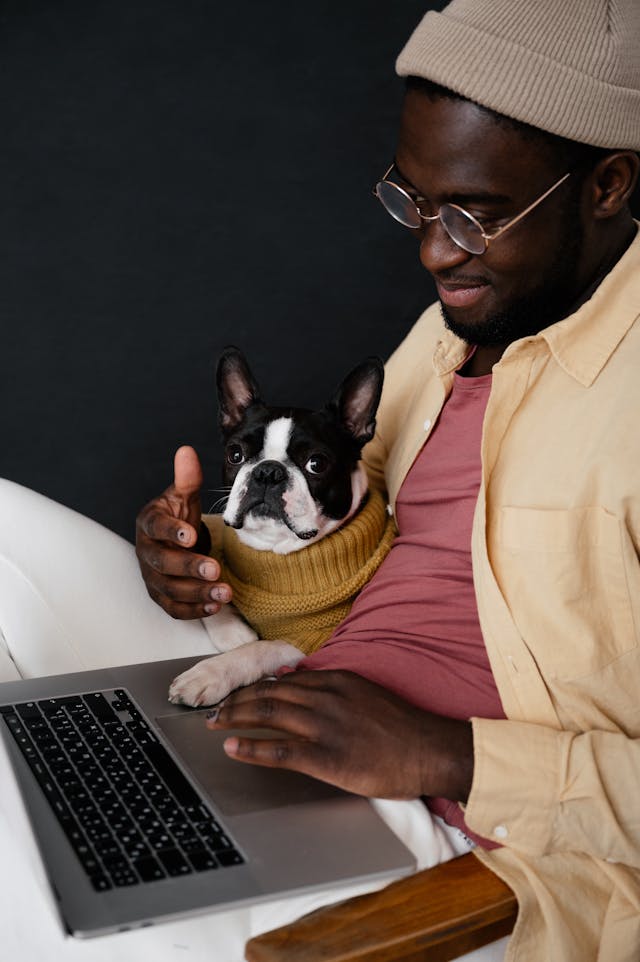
[
  {"xmin": 202, "ymin": 487, "xmax": 396, "ymax": 654},
  {"xmin": 362, "ymin": 228, "xmax": 640, "ymax": 962}
]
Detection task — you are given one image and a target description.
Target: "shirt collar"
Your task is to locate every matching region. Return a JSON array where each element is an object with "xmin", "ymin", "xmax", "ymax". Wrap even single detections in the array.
[
  {"xmin": 432, "ymin": 225, "xmax": 640, "ymax": 387},
  {"xmin": 538, "ymin": 226, "xmax": 640, "ymax": 387},
  {"xmin": 432, "ymin": 327, "xmax": 472, "ymax": 376}
]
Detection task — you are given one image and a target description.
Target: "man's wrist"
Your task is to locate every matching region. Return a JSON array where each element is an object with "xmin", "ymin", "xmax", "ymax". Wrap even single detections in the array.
[{"xmin": 422, "ymin": 717, "xmax": 474, "ymax": 803}]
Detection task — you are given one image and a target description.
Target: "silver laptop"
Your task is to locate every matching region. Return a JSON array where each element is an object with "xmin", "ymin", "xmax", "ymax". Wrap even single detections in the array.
[{"xmin": 0, "ymin": 655, "xmax": 414, "ymax": 938}]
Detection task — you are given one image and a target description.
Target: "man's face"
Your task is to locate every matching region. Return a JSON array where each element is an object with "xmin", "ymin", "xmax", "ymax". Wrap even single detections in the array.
[{"xmin": 394, "ymin": 90, "xmax": 593, "ymax": 347}]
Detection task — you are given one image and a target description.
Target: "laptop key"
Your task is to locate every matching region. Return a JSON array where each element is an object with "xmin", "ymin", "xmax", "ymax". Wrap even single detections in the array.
[
  {"xmin": 133, "ymin": 855, "xmax": 165, "ymax": 882},
  {"xmin": 158, "ymin": 848, "xmax": 192, "ymax": 877},
  {"xmin": 181, "ymin": 836, "xmax": 209, "ymax": 854},
  {"xmin": 188, "ymin": 849, "xmax": 218, "ymax": 872},
  {"xmin": 22, "ymin": 714, "xmax": 46, "ymax": 729},
  {"xmin": 148, "ymin": 831, "xmax": 173, "ymax": 852},
  {"xmin": 94, "ymin": 838, "xmax": 122, "ymax": 859},
  {"xmin": 38, "ymin": 700, "xmax": 66, "ymax": 716},
  {"xmin": 217, "ymin": 849, "xmax": 244, "ymax": 867},
  {"xmin": 199, "ymin": 825, "xmax": 233, "ymax": 851},
  {"xmin": 83, "ymin": 692, "xmax": 119, "ymax": 722},
  {"xmin": 16, "ymin": 702, "xmax": 42, "ymax": 720},
  {"xmin": 90, "ymin": 873, "xmax": 112, "ymax": 891},
  {"xmin": 111, "ymin": 870, "xmax": 139, "ymax": 887}
]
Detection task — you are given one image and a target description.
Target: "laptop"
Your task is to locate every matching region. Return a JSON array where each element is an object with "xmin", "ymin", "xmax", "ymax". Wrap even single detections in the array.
[{"xmin": 0, "ymin": 655, "xmax": 415, "ymax": 938}]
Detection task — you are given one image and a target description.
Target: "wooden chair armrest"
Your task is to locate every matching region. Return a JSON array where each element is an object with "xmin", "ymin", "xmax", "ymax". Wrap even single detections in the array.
[{"xmin": 245, "ymin": 851, "xmax": 517, "ymax": 962}]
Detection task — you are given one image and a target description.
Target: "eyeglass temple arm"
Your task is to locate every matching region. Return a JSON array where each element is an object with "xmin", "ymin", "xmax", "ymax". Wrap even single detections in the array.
[
  {"xmin": 485, "ymin": 171, "xmax": 571, "ymax": 241},
  {"xmin": 371, "ymin": 160, "xmax": 399, "ymax": 198}
]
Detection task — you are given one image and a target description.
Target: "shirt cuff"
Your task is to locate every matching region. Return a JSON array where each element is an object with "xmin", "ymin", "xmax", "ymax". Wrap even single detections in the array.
[{"xmin": 464, "ymin": 717, "xmax": 567, "ymax": 855}]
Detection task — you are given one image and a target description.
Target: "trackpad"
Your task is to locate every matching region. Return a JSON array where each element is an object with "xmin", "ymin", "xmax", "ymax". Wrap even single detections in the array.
[{"xmin": 156, "ymin": 710, "xmax": 345, "ymax": 816}]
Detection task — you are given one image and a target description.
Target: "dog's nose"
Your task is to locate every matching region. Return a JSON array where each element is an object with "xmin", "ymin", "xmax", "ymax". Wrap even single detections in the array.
[{"xmin": 252, "ymin": 460, "xmax": 286, "ymax": 486}]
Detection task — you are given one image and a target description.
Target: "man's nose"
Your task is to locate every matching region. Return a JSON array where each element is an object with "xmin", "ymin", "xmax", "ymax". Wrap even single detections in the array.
[{"xmin": 418, "ymin": 221, "xmax": 472, "ymax": 275}]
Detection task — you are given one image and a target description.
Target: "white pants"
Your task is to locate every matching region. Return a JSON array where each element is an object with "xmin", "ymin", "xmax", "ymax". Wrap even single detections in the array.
[{"xmin": 0, "ymin": 479, "xmax": 508, "ymax": 962}]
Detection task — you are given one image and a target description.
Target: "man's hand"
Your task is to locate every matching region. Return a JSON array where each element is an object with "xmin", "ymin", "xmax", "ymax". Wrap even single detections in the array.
[
  {"xmin": 135, "ymin": 445, "xmax": 232, "ymax": 619},
  {"xmin": 206, "ymin": 670, "xmax": 474, "ymax": 802}
]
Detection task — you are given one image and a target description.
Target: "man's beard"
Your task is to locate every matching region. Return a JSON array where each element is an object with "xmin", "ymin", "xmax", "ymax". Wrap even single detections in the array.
[{"xmin": 440, "ymin": 214, "xmax": 585, "ymax": 348}]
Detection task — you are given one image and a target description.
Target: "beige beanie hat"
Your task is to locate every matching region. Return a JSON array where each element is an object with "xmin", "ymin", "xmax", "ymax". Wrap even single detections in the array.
[{"xmin": 396, "ymin": 0, "xmax": 640, "ymax": 150}]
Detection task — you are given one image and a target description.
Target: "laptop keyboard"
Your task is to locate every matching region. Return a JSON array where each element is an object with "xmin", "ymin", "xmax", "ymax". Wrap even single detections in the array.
[{"xmin": 1, "ymin": 689, "xmax": 244, "ymax": 890}]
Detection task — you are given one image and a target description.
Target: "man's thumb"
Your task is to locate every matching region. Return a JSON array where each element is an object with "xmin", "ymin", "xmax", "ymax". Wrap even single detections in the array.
[{"xmin": 173, "ymin": 445, "xmax": 203, "ymax": 497}]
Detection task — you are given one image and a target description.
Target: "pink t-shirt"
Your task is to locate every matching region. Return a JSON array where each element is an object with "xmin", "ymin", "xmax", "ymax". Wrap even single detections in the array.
[{"xmin": 297, "ymin": 371, "xmax": 505, "ymax": 846}]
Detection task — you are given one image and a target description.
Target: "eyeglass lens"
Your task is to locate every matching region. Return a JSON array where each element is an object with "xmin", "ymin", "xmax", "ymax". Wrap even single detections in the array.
[
  {"xmin": 375, "ymin": 181, "xmax": 422, "ymax": 229},
  {"xmin": 375, "ymin": 180, "xmax": 487, "ymax": 255},
  {"xmin": 439, "ymin": 205, "xmax": 486, "ymax": 255}
]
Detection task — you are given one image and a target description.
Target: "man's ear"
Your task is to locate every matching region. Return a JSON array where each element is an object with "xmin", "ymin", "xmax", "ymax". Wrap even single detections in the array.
[
  {"xmin": 329, "ymin": 357, "xmax": 384, "ymax": 446},
  {"xmin": 591, "ymin": 151, "xmax": 640, "ymax": 219},
  {"xmin": 216, "ymin": 346, "xmax": 262, "ymax": 432}
]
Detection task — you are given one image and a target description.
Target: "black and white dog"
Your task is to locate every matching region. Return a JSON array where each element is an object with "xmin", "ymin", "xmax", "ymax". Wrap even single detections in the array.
[{"xmin": 168, "ymin": 346, "xmax": 385, "ymax": 708}]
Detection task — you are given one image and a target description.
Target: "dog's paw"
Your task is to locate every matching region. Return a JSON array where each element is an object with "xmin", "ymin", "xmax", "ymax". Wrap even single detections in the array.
[
  {"xmin": 168, "ymin": 657, "xmax": 233, "ymax": 708},
  {"xmin": 168, "ymin": 641, "xmax": 305, "ymax": 708}
]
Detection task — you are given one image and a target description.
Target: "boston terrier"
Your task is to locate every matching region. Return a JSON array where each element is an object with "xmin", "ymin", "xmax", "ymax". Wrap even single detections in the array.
[{"xmin": 168, "ymin": 346, "xmax": 387, "ymax": 708}]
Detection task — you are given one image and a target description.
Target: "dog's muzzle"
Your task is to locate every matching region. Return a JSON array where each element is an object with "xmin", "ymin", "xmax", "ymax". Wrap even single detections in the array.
[{"xmin": 230, "ymin": 461, "xmax": 318, "ymax": 540}]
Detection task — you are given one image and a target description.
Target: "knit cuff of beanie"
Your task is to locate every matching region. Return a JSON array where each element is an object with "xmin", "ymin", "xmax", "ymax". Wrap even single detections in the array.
[{"xmin": 396, "ymin": 2, "xmax": 640, "ymax": 150}]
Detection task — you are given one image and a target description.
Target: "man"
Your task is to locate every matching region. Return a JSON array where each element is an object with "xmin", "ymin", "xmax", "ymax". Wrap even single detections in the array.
[
  {"xmin": 137, "ymin": 0, "xmax": 640, "ymax": 959},
  {"xmin": 0, "ymin": 1, "xmax": 638, "ymax": 960}
]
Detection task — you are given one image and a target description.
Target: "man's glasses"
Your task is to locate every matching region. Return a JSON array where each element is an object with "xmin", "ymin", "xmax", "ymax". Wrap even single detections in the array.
[{"xmin": 374, "ymin": 164, "xmax": 571, "ymax": 256}]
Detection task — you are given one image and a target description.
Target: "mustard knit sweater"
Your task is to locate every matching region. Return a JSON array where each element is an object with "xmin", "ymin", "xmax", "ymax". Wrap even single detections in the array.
[{"xmin": 201, "ymin": 489, "xmax": 396, "ymax": 655}]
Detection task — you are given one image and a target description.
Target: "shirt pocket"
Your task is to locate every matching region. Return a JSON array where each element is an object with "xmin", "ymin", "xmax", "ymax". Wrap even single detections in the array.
[{"xmin": 498, "ymin": 506, "xmax": 637, "ymax": 680}]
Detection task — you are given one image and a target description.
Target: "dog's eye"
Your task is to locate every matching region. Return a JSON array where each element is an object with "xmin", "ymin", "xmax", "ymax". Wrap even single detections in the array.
[
  {"xmin": 226, "ymin": 444, "xmax": 245, "ymax": 465},
  {"xmin": 305, "ymin": 454, "xmax": 329, "ymax": 475}
]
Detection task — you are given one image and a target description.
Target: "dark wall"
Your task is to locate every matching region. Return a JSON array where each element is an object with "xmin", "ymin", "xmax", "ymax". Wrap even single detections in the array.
[
  {"xmin": 2, "ymin": 2, "xmax": 638, "ymax": 541},
  {"xmin": 1, "ymin": 1, "xmax": 439, "ymax": 539}
]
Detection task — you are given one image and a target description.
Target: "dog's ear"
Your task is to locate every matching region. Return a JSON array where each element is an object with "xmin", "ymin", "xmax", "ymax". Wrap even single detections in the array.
[
  {"xmin": 216, "ymin": 347, "xmax": 262, "ymax": 432},
  {"xmin": 329, "ymin": 357, "xmax": 384, "ymax": 446}
]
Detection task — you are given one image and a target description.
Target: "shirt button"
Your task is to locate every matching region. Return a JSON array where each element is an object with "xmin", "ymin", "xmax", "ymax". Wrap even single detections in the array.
[
  {"xmin": 423, "ymin": 418, "xmax": 432, "ymax": 431},
  {"xmin": 494, "ymin": 825, "xmax": 509, "ymax": 840},
  {"xmin": 386, "ymin": 503, "xmax": 394, "ymax": 517}
]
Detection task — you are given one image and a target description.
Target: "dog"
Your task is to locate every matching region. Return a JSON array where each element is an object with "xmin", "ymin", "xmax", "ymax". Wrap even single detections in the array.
[{"xmin": 168, "ymin": 346, "xmax": 393, "ymax": 708}]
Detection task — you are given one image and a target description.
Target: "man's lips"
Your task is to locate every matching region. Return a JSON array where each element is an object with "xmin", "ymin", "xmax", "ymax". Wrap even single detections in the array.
[{"xmin": 435, "ymin": 278, "xmax": 490, "ymax": 308}]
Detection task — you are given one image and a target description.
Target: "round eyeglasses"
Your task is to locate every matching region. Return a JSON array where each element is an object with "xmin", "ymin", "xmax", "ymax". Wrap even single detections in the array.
[{"xmin": 374, "ymin": 163, "xmax": 571, "ymax": 256}]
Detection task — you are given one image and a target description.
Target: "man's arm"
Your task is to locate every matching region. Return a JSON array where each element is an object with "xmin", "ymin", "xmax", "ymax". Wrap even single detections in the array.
[{"xmin": 205, "ymin": 670, "xmax": 474, "ymax": 802}]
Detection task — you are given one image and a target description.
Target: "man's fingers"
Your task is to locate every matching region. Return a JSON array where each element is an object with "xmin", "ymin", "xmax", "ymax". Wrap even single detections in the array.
[
  {"xmin": 209, "ymin": 672, "xmax": 339, "ymax": 713},
  {"xmin": 139, "ymin": 509, "xmax": 199, "ymax": 546},
  {"xmin": 144, "ymin": 568, "xmax": 231, "ymax": 605},
  {"xmin": 138, "ymin": 540, "xmax": 222, "ymax": 581},
  {"xmin": 207, "ymin": 687, "xmax": 319, "ymax": 738},
  {"xmin": 222, "ymin": 735, "xmax": 325, "ymax": 776},
  {"xmin": 173, "ymin": 445, "xmax": 203, "ymax": 497},
  {"xmin": 153, "ymin": 596, "xmax": 222, "ymax": 620}
]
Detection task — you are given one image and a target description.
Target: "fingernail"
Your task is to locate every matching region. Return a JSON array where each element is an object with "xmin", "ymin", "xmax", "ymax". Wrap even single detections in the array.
[
  {"xmin": 210, "ymin": 586, "xmax": 230, "ymax": 603},
  {"xmin": 204, "ymin": 602, "xmax": 220, "ymax": 615},
  {"xmin": 199, "ymin": 561, "xmax": 219, "ymax": 580},
  {"xmin": 223, "ymin": 737, "xmax": 239, "ymax": 755},
  {"xmin": 177, "ymin": 528, "xmax": 190, "ymax": 543}
]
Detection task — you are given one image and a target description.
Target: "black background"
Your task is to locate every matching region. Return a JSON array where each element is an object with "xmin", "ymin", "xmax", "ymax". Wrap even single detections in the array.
[
  {"xmin": 1, "ymin": 1, "xmax": 637, "ymax": 541},
  {"xmin": 1, "ymin": 0, "xmax": 439, "ymax": 539}
]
